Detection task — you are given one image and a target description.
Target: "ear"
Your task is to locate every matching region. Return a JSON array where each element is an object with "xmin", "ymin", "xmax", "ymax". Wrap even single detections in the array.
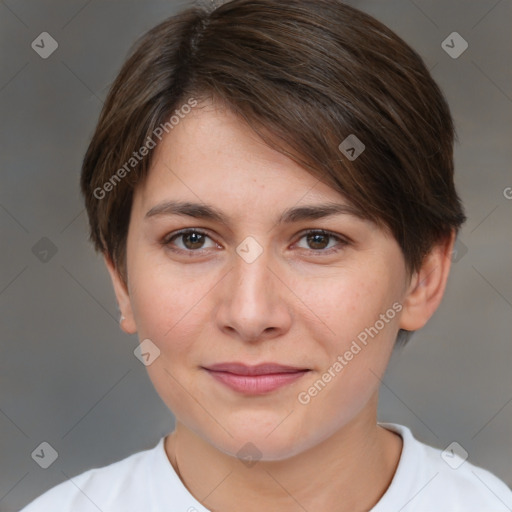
[
  {"xmin": 104, "ymin": 255, "xmax": 137, "ymax": 334},
  {"xmin": 399, "ymin": 231, "xmax": 456, "ymax": 332}
]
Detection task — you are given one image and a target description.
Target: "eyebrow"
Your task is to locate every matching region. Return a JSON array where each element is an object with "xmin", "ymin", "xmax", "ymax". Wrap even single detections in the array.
[{"xmin": 144, "ymin": 200, "xmax": 366, "ymax": 225}]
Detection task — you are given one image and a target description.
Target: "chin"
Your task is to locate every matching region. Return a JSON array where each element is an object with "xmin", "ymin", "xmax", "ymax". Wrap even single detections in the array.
[{"xmin": 207, "ymin": 418, "xmax": 312, "ymax": 462}]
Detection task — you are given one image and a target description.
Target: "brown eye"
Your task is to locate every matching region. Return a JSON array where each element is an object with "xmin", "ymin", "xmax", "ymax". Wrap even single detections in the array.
[
  {"xmin": 163, "ymin": 229, "xmax": 217, "ymax": 252},
  {"xmin": 181, "ymin": 231, "xmax": 206, "ymax": 250},
  {"xmin": 296, "ymin": 230, "xmax": 348, "ymax": 253},
  {"xmin": 307, "ymin": 232, "xmax": 330, "ymax": 250}
]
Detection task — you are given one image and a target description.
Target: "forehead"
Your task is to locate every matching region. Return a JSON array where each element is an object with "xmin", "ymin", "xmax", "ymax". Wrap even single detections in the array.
[{"xmin": 133, "ymin": 101, "xmax": 353, "ymax": 213}]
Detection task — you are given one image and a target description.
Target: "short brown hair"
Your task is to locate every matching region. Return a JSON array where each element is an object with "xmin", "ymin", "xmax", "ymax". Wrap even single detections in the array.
[{"xmin": 81, "ymin": 0, "xmax": 466, "ymax": 298}]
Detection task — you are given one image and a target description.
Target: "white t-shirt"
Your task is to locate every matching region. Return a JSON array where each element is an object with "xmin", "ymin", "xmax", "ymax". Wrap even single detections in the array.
[{"xmin": 20, "ymin": 423, "xmax": 512, "ymax": 512}]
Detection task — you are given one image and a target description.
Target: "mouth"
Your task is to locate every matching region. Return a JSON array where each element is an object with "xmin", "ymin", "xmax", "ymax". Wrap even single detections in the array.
[{"xmin": 201, "ymin": 362, "xmax": 311, "ymax": 395}]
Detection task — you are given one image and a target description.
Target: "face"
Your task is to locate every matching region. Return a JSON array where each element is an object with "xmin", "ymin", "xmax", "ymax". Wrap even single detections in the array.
[{"xmin": 108, "ymin": 101, "xmax": 426, "ymax": 460}]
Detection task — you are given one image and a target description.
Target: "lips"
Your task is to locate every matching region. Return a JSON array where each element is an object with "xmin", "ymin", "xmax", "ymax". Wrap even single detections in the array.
[
  {"xmin": 204, "ymin": 362, "xmax": 309, "ymax": 375},
  {"xmin": 202, "ymin": 362, "xmax": 310, "ymax": 394}
]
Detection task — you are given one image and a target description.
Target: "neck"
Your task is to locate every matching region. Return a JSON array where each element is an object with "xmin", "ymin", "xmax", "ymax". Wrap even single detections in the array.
[{"xmin": 164, "ymin": 395, "xmax": 402, "ymax": 512}]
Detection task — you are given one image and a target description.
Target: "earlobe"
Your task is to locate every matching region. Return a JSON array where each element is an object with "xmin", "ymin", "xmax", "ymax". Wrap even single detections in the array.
[
  {"xmin": 399, "ymin": 232, "xmax": 456, "ymax": 332},
  {"xmin": 103, "ymin": 254, "xmax": 137, "ymax": 334}
]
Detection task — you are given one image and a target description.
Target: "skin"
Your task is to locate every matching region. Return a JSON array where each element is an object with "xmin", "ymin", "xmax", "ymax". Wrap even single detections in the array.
[{"xmin": 106, "ymin": 100, "xmax": 455, "ymax": 512}]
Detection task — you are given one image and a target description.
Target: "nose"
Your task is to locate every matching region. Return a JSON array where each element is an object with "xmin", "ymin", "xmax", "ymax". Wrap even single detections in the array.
[{"xmin": 214, "ymin": 244, "xmax": 293, "ymax": 344}]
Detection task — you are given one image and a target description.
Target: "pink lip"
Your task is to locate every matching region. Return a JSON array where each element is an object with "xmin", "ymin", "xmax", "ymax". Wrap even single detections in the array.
[{"xmin": 202, "ymin": 362, "xmax": 310, "ymax": 395}]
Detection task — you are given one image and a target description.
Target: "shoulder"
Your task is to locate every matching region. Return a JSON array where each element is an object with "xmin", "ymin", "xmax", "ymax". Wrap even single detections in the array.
[
  {"xmin": 19, "ymin": 439, "xmax": 161, "ymax": 512},
  {"xmin": 374, "ymin": 423, "xmax": 512, "ymax": 512}
]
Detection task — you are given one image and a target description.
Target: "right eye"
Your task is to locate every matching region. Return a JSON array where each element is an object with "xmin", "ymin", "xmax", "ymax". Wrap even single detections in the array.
[{"xmin": 162, "ymin": 228, "xmax": 220, "ymax": 254}]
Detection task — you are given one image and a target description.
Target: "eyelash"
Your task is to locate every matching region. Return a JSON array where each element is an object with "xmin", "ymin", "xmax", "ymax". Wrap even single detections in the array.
[{"xmin": 161, "ymin": 228, "xmax": 350, "ymax": 256}]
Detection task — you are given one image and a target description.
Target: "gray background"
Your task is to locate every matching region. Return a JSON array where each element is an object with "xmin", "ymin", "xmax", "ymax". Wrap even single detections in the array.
[{"xmin": 1, "ymin": 0, "xmax": 511, "ymax": 510}]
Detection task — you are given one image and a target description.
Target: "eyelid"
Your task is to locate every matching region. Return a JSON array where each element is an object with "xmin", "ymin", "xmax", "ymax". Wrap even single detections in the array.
[
  {"xmin": 162, "ymin": 227, "xmax": 213, "ymax": 243},
  {"xmin": 161, "ymin": 227, "xmax": 220, "ymax": 250},
  {"xmin": 295, "ymin": 228, "xmax": 352, "ymax": 245}
]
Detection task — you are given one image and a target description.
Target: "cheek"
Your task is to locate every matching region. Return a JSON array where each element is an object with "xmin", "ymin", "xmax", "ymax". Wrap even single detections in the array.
[
  {"xmin": 128, "ymin": 259, "xmax": 213, "ymax": 353},
  {"xmin": 290, "ymin": 268, "xmax": 398, "ymax": 345},
  {"xmin": 294, "ymin": 271, "xmax": 399, "ymax": 397},
  {"xmin": 127, "ymin": 264, "xmax": 214, "ymax": 420}
]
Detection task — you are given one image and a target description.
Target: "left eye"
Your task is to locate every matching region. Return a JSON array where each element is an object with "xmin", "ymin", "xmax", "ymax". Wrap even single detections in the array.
[{"xmin": 295, "ymin": 230, "xmax": 347, "ymax": 252}]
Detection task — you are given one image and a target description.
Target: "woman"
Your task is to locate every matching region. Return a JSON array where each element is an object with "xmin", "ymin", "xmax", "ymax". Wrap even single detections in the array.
[{"xmin": 21, "ymin": 0, "xmax": 512, "ymax": 510}]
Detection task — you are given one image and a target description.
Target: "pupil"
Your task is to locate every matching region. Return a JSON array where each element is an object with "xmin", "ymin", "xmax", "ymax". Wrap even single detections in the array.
[{"xmin": 308, "ymin": 233, "xmax": 328, "ymax": 250}]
